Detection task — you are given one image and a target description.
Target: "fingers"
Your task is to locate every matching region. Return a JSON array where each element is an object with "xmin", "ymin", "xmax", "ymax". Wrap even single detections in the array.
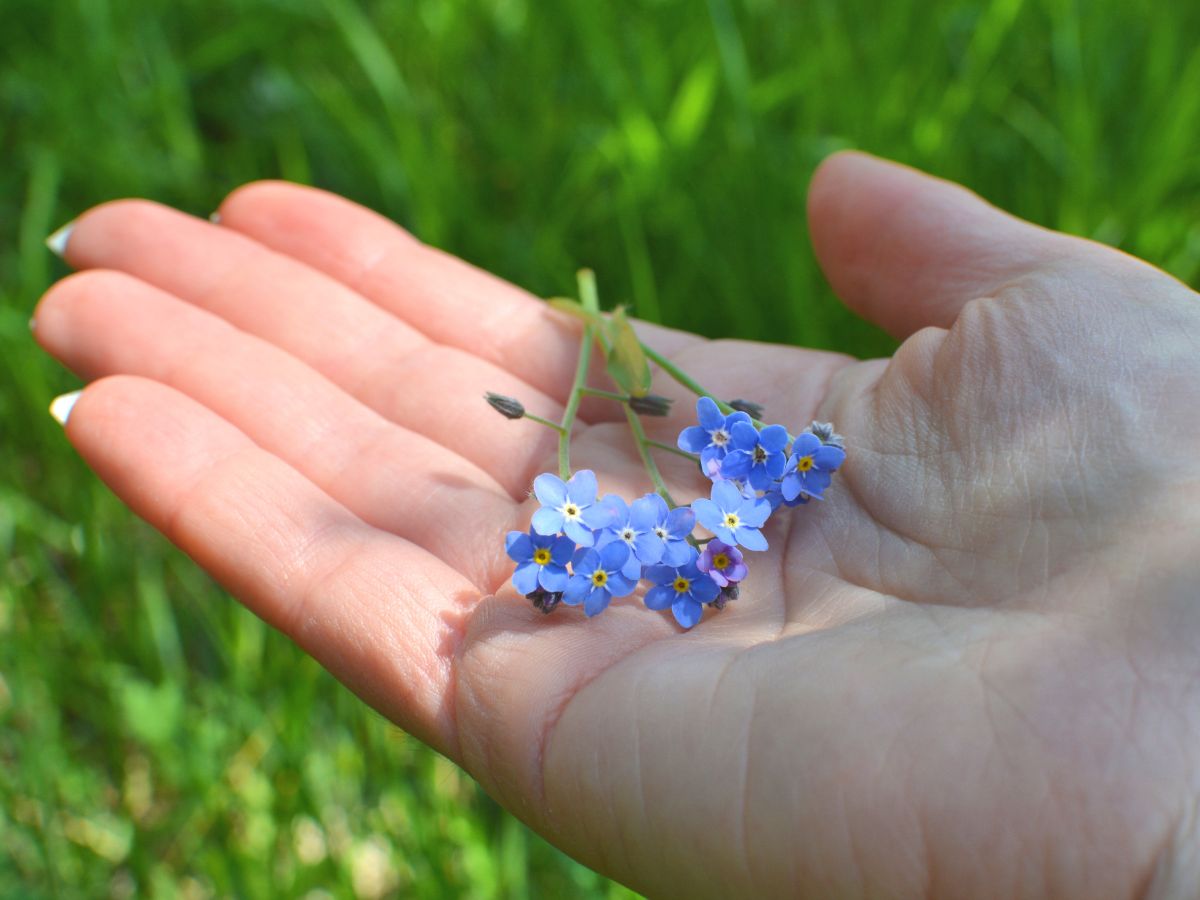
[
  {"xmin": 33, "ymin": 270, "xmax": 527, "ymax": 589},
  {"xmin": 213, "ymin": 181, "xmax": 704, "ymax": 402},
  {"xmin": 61, "ymin": 375, "xmax": 474, "ymax": 755},
  {"xmin": 806, "ymin": 151, "xmax": 1104, "ymax": 339}
]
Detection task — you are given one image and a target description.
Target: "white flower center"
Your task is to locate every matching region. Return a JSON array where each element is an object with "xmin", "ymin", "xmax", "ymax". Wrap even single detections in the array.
[
  {"xmin": 621, "ymin": 529, "xmax": 635, "ymax": 543},
  {"xmin": 561, "ymin": 503, "xmax": 581, "ymax": 521},
  {"xmin": 711, "ymin": 429, "xmax": 729, "ymax": 447},
  {"xmin": 654, "ymin": 527, "xmax": 667, "ymax": 539}
]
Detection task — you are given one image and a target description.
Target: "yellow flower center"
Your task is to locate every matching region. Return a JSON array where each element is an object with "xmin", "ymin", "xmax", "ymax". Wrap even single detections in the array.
[
  {"xmin": 533, "ymin": 547, "xmax": 552, "ymax": 565},
  {"xmin": 590, "ymin": 570, "xmax": 608, "ymax": 588},
  {"xmin": 712, "ymin": 553, "xmax": 730, "ymax": 569},
  {"xmin": 564, "ymin": 503, "xmax": 580, "ymax": 518},
  {"xmin": 673, "ymin": 577, "xmax": 690, "ymax": 594},
  {"xmin": 796, "ymin": 455, "xmax": 814, "ymax": 472},
  {"xmin": 724, "ymin": 513, "xmax": 740, "ymax": 529}
]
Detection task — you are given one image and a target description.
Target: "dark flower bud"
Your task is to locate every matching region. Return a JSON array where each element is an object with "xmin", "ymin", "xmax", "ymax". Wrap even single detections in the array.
[
  {"xmin": 485, "ymin": 392, "xmax": 526, "ymax": 420},
  {"xmin": 729, "ymin": 398, "xmax": 765, "ymax": 419},
  {"xmin": 712, "ymin": 583, "xmax": 739, "ymax": 610},
  {"xmin": 527, "ymin": 588, "xmax": 562, "ymax": 614},
  {"xmin": 806, "ymin": 421, "xmax": 844, "ymax": 448},
  {"xmin": 627, "ymin": 393, "xmax": 673, "ymax": 416}
]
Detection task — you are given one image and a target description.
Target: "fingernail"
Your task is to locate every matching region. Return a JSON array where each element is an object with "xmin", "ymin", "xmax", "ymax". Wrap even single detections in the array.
[
  {"xmin": 45, "ymin": 220, "xmax": 75, "ymax": 258},
  {"xmin": 208, "ymin": 211, "xmax": 221, "ymax": 224},
  {"xmin": 49, "ymin": 390, "xmax": 82, "ymax": 426}
]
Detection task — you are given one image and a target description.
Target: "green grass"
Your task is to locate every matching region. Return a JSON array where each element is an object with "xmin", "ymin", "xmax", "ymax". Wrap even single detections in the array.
[{"xmin": 2, "ymin": 0, "xmax": 1198, "ymax": 895}]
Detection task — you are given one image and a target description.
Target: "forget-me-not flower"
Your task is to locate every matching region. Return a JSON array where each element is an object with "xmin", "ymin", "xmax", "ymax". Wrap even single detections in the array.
[
  {"xmin": 531, "ymin": 469, "xmax": 613, "ymax": 545},
  {"xmin": 692, "ymin": 480, "xmax": 772, "ymax": 551},
  {"xmin": 640, "ymin": 493, "xmax": 696, "ymax": 566},
  {"xmin": 505, "ymin": 529, "xmax": 574, "ymax": 594},
  {"xmin": 719, "ymin": 422, "xmax": 790, "ymax": 490},
  {"xmin": 597, "ymin": 494, "xmax": 666, "ymax": 578},
  {"xmin": 696, "ymin": 539, "xmax": 748, "ymax": 588},
  {"xmin": 677, "ymin": 397, "xmax": 752, "ymax": 470},
  {"xmin": 563, "ymin": 542, "xmax": 638, "ymax": 617},
  {"xmin": 644, "ymin": 551, "xmax": 721, "ymax": 629},
  {"xmin": 780, "ymin": 432, "xmax": 846, "ymax": 502}
]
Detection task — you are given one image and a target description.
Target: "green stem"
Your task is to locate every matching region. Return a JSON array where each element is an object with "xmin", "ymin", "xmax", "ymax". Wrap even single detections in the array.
[
  {"xmin": 640, "ymin": 340, "xmax": 793, "ymax": 440},
  {"xmin": 647, "ymin": 439, "xmax": 698, "ymax": 461},
  {"xmin": 558, "ymin": 323, "xmax": 594, "ymax": 479},
  {"xmin": 578, "ymin": 386, "xmax": 626, "ymax": 403},
  {"xmin": 525, "ymin": 413, "xmax": 567, "ymax": 434},
  {"xmin": 622, "ymin": 404, "xmax": 676, "ymax": 507}
]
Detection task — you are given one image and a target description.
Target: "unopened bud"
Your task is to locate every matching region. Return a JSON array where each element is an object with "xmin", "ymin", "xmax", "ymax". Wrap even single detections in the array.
[
  {"xmin": 527, "ymin": 588, "xmax": 562, "ymax": 614},
  {"xmin": 712, "ymin": 583, "xmax": 739, "ymax": 611},
  {"xmin": 485, "ymin": 392, "xmax": 526, "ymax": 420},
  {"xmin": 729, "ymin": 398, "xmax": 765, "ymax": 419},
  {"xmin": 806, "ymin": 421, "xmax": 844, "ymax": 448},
  {"xmin": 627, "ymin": 393, "xmax": 673, "ymax": 416}
]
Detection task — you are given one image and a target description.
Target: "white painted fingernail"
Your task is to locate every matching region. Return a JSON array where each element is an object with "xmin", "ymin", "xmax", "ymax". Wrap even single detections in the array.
[
  {"xmin": 208, "ymin": 211, "xmax": 221, "ymax": 224},
  {"xmin": 49, "ymin": 390, "xmax": 82, "ymax": 426},
  {"xmin": 46, "ymin": 220, "xmax": 75, "ymax": 258}
]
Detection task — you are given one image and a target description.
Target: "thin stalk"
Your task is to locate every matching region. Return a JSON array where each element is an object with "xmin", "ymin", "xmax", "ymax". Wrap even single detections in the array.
[
  {"xmin": 647, "ymin": 439, "xmax": 698, "ymax": 461},
  {"xmin": 558, "ymin": 323, "xmax": 594, "ymax": 479},
  {"xmin": 525, "ymin": 413, "xmax": 567, "ymax": 434},
  {"xmin": 622, "ymin": 403, "xmax": 676, "ymax": 507},
  {"xmin": 578, "ymin": 386, "xmax": 626, "ymax": 403}
]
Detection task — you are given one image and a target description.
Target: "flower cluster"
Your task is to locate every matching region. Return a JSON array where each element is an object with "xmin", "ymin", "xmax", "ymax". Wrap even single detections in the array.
[{"xmin": 504, "ymin": 398, "xmax": 846, "ymax": 630}]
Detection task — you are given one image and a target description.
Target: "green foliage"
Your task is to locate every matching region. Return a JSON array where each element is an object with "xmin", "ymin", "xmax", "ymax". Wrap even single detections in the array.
[{"xmin": 1, "ymin": 0, "xmax": 1198, "ymax": 896}]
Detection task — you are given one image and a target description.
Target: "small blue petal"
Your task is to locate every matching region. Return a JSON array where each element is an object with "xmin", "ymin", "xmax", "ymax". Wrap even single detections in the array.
[
  {"xmin": 583, "ymin": 589, "xmax": 612, "ymax": 617},
  {"xmin": 644, "ymin": 584, "xmax": 675, "ymax": 610},
  {"xmin": 711, "ymin": 480, "xmax": 743, "ymax": 511},
  {"xmin": 780, "ymin": 473, "xmax": 802, "ymax": 502},
  {"xmin": 738, "ymin": 497, "xmax": 772, "ymax": 528},
  {"xmin": 666, "ymin": 506, "xmax": 695, "ymax": 538},
  {"xmin": 661, "ymin": 540, "xmax": 696, "ymax": 567},
  {"xmin": 735, "ymin": 526, "xmax": 768, "ymax": 551},
  {"xmin": 720, "ymin": 450, "xmax": 753, "ymax": 480},
  {"xmin": 566, "ymin": 469, "xmax": 598, "ymax": 506},
  {"xmin": 582, "ymin": 501, "xmax": 619, "ymax": 531},
  {"xmin": 562, "ymin": 575, "xmax": 590, "ymax": 605},
  {"xmin": 633, "ymin": 531, "xmax": 664, "ymax": 565},
  {"xmin": 598, "ymin": 540, "xmax": 630, "ymax": 572},
  {"xmin": 505, "ymin": 532, "xmax": 534, "ymax": 562},
  {"xmin": 813, "ymin": 445, "xmax": 846, "ymax": 470},
  {"xmin": 629, "ymin": 496, "xmax": 658, "ymax": 531},
  {"xmin": 606, "ymin": 572, "xmax": 637, "ymax": 597},
  {"xmin": 531, "ymin": 507, "xmax": 565, "ymax": 536},
  {"xmin": 550, "ymin": 535, "xmax": 576, "ymax": 566},
  {"xmin": 678, "ymin": 425, "xmax": 710, "ymax": 453},
  {"xmin": 512, "ymin": 562, "xmax": 540, "ymax": 594},
  {"xmin": 746, "ymin": 466, "xmax": 773, "ymax": 491},
  {"xmin": 533, "ymin": 473, "xmax": 567, "ymax": 508},
  {"xmin": 563, "ymin": 519, "xmax": 596, "ymax": 546},
  {"xmin": 759, "ymin": 424, "xmax": 790, "ymax": 452},
  {"xmin": 792, "ymin": 433, "xmax": 821, "ymax": 456},
  {"xmin": 691, "ymin": 573, "xmax": 721, "ymax": 603},
  {"xmin": 620, "ymin": 554, "xmax": 642, "ymax": 580},
  {"xmin": 643, "ymin": 564, "xmax": 676, "ymax": 585},
  {"xmin": 539, "ymin": 564, "xmax": 569, "ymax": 592},
  {"xmin": 729, "ymin": 421, "xmax": 760, "ymax": 451},
  {"xmin": 691, "ymin": 498, "xmax": 722, "ymax": 532},
  {"xmin": 696, "ymin": 396, "xmax": 724, "ymax": 431},
  {"xmin": 572, "ymin": 548, "xmax": 599, "ymax": 575},
  {"xmin": 672, "ymin": 598, "xmax": 703, "ymax": 629}
]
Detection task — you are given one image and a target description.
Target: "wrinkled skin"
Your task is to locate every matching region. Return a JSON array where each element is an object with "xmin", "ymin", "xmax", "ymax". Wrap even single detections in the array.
[{"xmin": 34, "ymin": 153, "xmax": 1200, "ymax": 898}]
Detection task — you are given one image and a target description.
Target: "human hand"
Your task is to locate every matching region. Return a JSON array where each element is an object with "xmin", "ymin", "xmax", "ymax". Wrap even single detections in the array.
[{"xmin": 33, "ymin": 152, "xmax": 1200, "ymax": 898}]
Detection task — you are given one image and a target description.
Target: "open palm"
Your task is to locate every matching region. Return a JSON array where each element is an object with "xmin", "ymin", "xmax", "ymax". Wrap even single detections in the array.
[{"xmin": 35, "ymin": 153, "xmax": 1200, "ymax": 898}]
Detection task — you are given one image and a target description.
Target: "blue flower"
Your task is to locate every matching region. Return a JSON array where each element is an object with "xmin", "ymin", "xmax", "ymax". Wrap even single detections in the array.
[
  {"xmin": 644, "ymin": 551, "xmax": 721, "ymax": 629},
  {"xmin": 505, "ymin": 530, "xmax": 574, "ymax": 594},
  {"xmin": 530, "ymin": 470, "xmax": 614, "ymax": 545},
  {"xmin": 780, "ymin": 433, "xmax": 846, "ymax": 502},
  {"xmin": 563, "ymin": 542, "xmax": 638, "ymax": 617},
  {"xmin": 677, "ymin": 397, "xmax": 752, "ymax": 470},
  {"xmin": 597, "ymin": 494, "xmax": 666, "ymax": 578},
  {"xmin": 719, "ymin": 422, "xmax": 790, "ymax": 490},
  {"xmin": 640, "ymin": 493, "xmax": 696, "ymax": 567},
  {"xmin": 691, "ymin": 480, "xmax": 772, "ymax": 551}
]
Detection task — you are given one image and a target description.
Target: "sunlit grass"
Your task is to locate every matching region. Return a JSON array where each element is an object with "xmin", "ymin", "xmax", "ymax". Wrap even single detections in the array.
[{"xmin": 2, "ymin": 0, "xmax": 1198, "ymax": 895}]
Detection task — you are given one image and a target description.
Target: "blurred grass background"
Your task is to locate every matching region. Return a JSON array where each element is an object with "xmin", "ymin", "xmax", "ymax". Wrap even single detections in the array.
[{"xmin": 1, "ymin": 0, "xmax": 1198, "ymax": 896}]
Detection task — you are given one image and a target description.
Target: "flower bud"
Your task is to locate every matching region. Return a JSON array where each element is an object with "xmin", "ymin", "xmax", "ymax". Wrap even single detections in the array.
[
  {"xmin": 627, "ymin": 393, "xmax": 673, "ymax": 416},
  {"xmin": 527, "ymin": 588, "xmax": 562, "ymax": 614},
  {"xmin": 806, "ymin": 421, "xmax": 844, "ymax": 448},
  {"xmin": 729, "ymin": 398, "xmax": 765, "ymax": 419},
  {"xmin": 485, "ymin": 392, "xmax": 526, "ymax": 420},
  {"xmin": 712, "ymin": 583, "xmax": 739, "ymax": 610}
]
